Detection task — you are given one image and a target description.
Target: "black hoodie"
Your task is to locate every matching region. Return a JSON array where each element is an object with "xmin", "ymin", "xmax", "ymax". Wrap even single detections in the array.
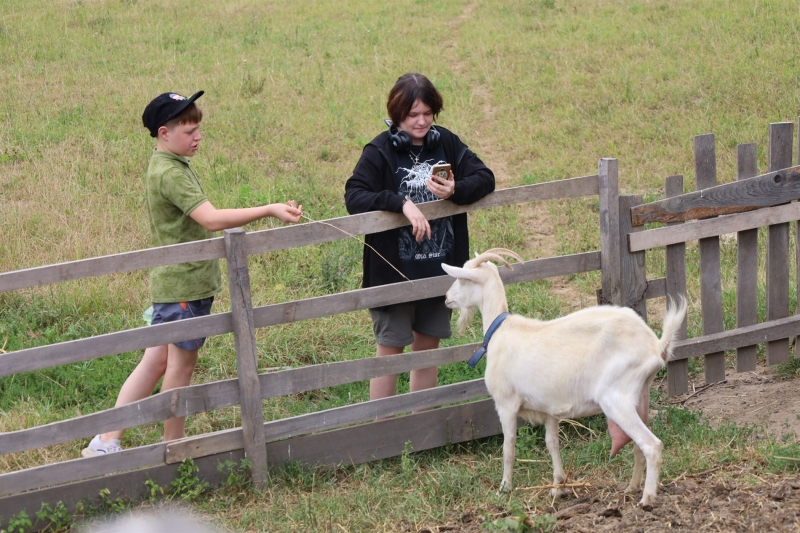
[{"xmin": 344, "ymin": 126, "xmax": 495, "ymax": 296}]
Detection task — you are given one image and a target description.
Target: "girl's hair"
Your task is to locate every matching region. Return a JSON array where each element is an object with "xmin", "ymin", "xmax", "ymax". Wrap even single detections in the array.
[
  {"xmin": 386, "ymin": 73, "xmax": 443, "ymax": 127},
  {"xmin": 165, "ymin": 102, "xmax": 203, "ymax": 129}
]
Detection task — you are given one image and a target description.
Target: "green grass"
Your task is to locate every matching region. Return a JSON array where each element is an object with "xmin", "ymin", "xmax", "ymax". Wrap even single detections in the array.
[{"xmin": 3, "ymin": 0, "xmax": 800, "ymax": 530}]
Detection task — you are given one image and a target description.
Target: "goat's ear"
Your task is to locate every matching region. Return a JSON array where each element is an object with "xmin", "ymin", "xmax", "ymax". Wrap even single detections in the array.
[{"xmin": 441, "ymin": 263, "xmax": 481, "ymax": 281}]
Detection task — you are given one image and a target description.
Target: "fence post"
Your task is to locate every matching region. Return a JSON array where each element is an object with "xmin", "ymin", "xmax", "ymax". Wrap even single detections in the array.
[
  {"xmin": 618, "ymin": 195, "xmax": 646, "ymax": 319},
  {"xmin": 224, "ymin": 228, "xmax": 268, "ymax": 488},
  {"xmin": 599, "ymin": 158, "xmax": 621, "ymax": 305},
  {"xmin": 736, "ymin": 144, "xmax": 759, "ymax": 372},
  {"xmin": 766, "ymin": 122, "xmax": 793, "ymax": 366},
  {"xmin": 665, "ymin": 175, "xmax": 689, "ymax": 396},
  {"xmin": 694, "ymin": 134, "xmax": 726, "ymax": 384}
]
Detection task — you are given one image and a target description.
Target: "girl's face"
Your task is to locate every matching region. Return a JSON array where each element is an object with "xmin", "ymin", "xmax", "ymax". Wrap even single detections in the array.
[{"xmin": 397, "ymin": 99, "xmax": 433, "ymax": 146}]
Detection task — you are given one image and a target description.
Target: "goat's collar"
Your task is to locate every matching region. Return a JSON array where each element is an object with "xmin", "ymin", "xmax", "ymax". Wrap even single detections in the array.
[{"xmin": 468, "ymin": 312, "xmax": 510, "ymax": 368}]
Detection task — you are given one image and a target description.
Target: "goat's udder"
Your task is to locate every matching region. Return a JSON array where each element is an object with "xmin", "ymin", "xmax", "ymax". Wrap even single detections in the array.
[{"xmin": 608, "ymin": 418, "xmax": 632, "ymax": 457}]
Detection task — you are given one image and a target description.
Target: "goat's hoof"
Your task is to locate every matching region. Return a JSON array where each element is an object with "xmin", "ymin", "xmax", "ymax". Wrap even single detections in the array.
[
  {"xmin": 549, "ymin": 487, "xmax": 571, "ymax": 498},
  {"xmin": 638, "ymin": 494, "xmax": 656, "ymax": 508},
  {"xmin": 497, "ymin": 481, "xmax": 512, "ymax": 494},
  {"xmin": 624, "ymin": 483, "xmax": 641, "ymax": 494}
]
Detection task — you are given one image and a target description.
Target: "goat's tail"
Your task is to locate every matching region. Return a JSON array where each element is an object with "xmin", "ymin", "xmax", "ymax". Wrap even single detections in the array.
[{"xmin": 658, "ymin": 295, "xmax": 688, "ymax": 362}]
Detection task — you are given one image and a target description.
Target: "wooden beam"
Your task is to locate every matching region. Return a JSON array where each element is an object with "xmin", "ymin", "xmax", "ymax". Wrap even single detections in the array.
[
  {"xmin": 224, "ymin": 229, "xmax": 268, "ymax": 488},
  {"xmin": 1, "ymin": 178, "xmax": 599, "ymax": 294},
  {"xmin": 694, "ymin": 133, "xmax": 726, "ymax": 384},
  {"xmin": 0, "ymin": 252, "xmax": 600, "ymax": 378},
  {"xmin": 628, "ymin": 201, "xmax": 800, "ymax": 252},
  {"xmin": 665, "ymin": 176, "xmax": 689, "ymax": 397},
  {"xmin": 736, "ymin": 144, "xmax": 759, "ymax": 372},
  {"xmin": 629, "ymin": 165, "xmax": 800, "ymax": 226},
  {"xmin": 599, "ymin": 158, "xmax": 621, "ymax": 305},
  {"xmin": 165, "ymin": 379, "xmax": 489, "ymax": 464},
  {"xmin": 0, "ymin": 401, "xmax": 501, "ymax": 525},
  {"xmin": 766, "ymin": 122, "xmax": 793, "ymax": 366},
  {"xmin": 672, "ymin": 314, "xmax": 800, "ymax": 361},
  {"xmin": 618, "ymin": 195, "xmax": 646, "ymax": 318}
]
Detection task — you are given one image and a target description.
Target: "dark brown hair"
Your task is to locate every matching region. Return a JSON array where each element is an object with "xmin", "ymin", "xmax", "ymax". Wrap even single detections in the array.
[
  {"xmin": 164, "ymin": 102, "xmax": 203, "ymax": 130},
  {"xmin": 386, "ymin": 73, "xmax": 443, "ymax": 127}
]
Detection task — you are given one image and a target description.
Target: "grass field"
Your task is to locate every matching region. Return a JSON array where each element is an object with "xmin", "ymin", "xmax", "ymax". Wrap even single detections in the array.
[{"xmin": 2, "ymin": 0, "xmax": 800, "ymax": 531}]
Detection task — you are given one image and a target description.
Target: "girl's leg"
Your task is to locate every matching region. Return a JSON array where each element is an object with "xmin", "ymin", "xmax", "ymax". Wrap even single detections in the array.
[
  {"xmin": 409, "ymin": 331, "xmax": 439, "ymax": 393},
  {"xmin": 370, "ymin": 343, "xmax": 405, "ymax": 400}
]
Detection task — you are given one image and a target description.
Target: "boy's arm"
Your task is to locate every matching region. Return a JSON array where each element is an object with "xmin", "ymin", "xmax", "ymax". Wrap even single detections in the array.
[{"xmin": 189, "ymin": 200, "xmax": 303, "ymax": 231}]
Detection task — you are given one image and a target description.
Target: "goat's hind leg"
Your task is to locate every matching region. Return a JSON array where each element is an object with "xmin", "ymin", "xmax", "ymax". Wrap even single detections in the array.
[{"xmin": 602, "ymin": 403, "xmax": 663, "ymax": 506}]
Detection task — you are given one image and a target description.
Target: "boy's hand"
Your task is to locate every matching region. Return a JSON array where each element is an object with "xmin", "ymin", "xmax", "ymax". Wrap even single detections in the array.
[{"xmin": 272, "ymin": 201, "xmax": 303, "ymax": 223}]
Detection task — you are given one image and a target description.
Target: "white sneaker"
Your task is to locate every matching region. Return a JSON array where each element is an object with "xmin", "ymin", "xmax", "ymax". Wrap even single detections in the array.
[{"xmin": 81, "ymin": 435, "xmax": 123, "ymax": 457}]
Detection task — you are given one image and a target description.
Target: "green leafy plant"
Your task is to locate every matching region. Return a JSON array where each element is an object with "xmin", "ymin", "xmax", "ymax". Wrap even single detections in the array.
[
  {"xmin": 3, "ymin": 510, "xmax": 32, "ymax": 533},
  {"xmin": 218, "ymin": 458, "xmax": 253, "ymax": 491},
  {"xmin": 97, "ymin": 488, "xmax": 126, "ymax": 514},
  {"xmin": 35, "ymin": 501, "xmax": 72, "ymax": 531},
  {"xmin": 482, "ymin": 506, "xmax": 555, "ymax": 533},
  {"xmin": 168, "ymin": 459, "xmax": 211, "ymax": 501},
  {"xmin": 144, "ymin": 478, "xmax": 164, "ymax": 503}
]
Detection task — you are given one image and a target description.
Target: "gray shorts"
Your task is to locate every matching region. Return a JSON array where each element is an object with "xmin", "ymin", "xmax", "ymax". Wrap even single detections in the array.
[{"xmin": 369, "ymin": 300, "xmax": 452, "ymax": 347}]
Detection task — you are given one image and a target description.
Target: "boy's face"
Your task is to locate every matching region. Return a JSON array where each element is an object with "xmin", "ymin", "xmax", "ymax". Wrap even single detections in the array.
[{"xmin": 157, "ymin": 121, "xmax": 202, "ymax": 157}]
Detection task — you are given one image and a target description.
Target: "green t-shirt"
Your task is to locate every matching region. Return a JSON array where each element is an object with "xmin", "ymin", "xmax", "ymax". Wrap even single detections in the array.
[{"xmin": 146, "ymin": 151, "xmax": 222, "ymax": 302}]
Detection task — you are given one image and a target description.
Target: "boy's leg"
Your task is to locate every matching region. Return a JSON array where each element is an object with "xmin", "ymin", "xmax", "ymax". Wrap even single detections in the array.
[
  {"xmin": 161, "ymin": 344, "xmax": 200, "ymax": 441},
  {"xmin": 100, "ymin": 344, "xmax": 169, "ymax": 442}
]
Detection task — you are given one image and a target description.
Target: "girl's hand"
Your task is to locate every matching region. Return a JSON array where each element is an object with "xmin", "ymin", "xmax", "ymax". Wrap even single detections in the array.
[
  {"xmin": 426, "ymin": 169, "xmax": 455, "ymax": 199},
  {"xmin": 402, "ymin": 199, "xmax": 431, "ymax": 242}
]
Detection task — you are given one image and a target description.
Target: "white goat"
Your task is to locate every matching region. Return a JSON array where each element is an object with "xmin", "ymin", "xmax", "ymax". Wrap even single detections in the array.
[{"xmin": 442, "ymin": 249, "xmax": 687, "ymax": 506}]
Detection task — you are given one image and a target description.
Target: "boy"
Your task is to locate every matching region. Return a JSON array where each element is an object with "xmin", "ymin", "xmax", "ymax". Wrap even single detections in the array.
[{"xmin": 82, "ymin": 91, "xmax": 302, "ymax": 456}]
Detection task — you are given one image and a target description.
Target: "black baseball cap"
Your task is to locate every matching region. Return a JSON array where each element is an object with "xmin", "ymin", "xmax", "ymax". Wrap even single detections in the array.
[{"xmin": 142, "ymin": 90, "xmax": 204, "ymax": 137}]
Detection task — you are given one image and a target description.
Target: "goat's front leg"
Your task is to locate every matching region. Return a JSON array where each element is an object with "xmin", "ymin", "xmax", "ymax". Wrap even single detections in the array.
[
  {"xmin": 496, "ymin": 406, "xmax": 519, "ymax": 493},
  {"xmin": 544, "ymin": 416, "xmax": 569, "ymax": 498}
]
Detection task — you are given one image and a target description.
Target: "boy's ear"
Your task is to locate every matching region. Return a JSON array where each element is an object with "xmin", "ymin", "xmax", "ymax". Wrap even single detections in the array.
[{"xmin": 157, "ymin": 124, "xmax": 170, "ymax": 140}]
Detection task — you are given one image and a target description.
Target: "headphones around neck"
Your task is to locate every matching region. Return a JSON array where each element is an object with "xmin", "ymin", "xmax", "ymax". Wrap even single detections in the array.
[{"xmin": 384, "ymin": 119, "xmax": 441, "ymax": 153}]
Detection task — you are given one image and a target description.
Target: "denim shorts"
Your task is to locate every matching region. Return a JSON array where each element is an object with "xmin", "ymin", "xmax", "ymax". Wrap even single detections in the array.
[
  {"xmin": 369, "ymin": 300, "xmax": 452, "ymax": 347},
  {"xmin": 151, "ymin": 297, "xmax": 214, "ymax": 351}
]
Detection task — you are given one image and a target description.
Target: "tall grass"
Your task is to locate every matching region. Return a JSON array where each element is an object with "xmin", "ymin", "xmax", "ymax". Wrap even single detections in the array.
[{"xmin": 3, "ymin": 0, "xmax": 800, "ymax": 528}]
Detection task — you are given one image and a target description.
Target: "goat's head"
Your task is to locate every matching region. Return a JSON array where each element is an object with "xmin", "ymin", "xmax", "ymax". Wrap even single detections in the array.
[{"xmin": 442, "ymin": 249, "xmax": 524, "ymax": 334}]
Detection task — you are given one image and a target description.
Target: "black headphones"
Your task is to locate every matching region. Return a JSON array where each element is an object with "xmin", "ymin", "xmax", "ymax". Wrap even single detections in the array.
[{"xmin": 384, "ymin": 119, "xmax": 441, "ymax": 152}]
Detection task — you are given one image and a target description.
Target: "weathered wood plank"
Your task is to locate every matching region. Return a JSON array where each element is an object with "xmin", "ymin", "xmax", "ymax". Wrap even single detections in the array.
[
  {"xmin": 0, "ymin": 252, "xmax": 598, "ymax": 379},
  {"xmin": 0, "ymin": 252, "xmax": 600, "ymax": 379},
  {"xmin": 0, "ymin": 380, "xmax": 240, "ymax": 455},
  {"xmin": 224, "ymin": 229, "xmax": 268, "ymax": 487},
  {"xmin": 672, "ymin": 313, "xmax": 800, "ymax": 361},
  {"xmin": 0, "ymin": 313, "xmax": 232, "ymax": 378},
  {"xmin": 0, "ymin": 343, "xmax": 481, "ymax": 454},
  {"xmin": 244, "ymin": 176, "xmax": 600, "ymax": 256},
  {"xmin": 694, "ymin": 134, "xmax": 726, "ymax": 384},
  {"xmin": 629, "ymin": 165, "xmax": 800, "ymax": 226},
  {"xmin": 0, "ymin": 239, "xmax": 225, "ymax": 294},
  {"xmin": 665, "ymin": 176, "xmax": 689, "ymax": 397},
  {"xmin": 1, "ymin": 178, "xmax": 599, "ymax": 294},
  {"xmin": 619, "ymin": 195, "xmax": 647, "ymax": 319},
  {"xmin": 628, "ymin": 201, "xmax": 800, "ymax": 252},
  {"xmin": 253, "ymin": 252, "xmax": 601, "ymax": 328},
  {"xmin": 0, "ymin": 401, "xmax": 501, "ymax": 526},
  {"xmin": 599, "ymin": 158, "xmax": 621, "ymax": 305},
  {"xmin": 644, "ymin": 277, "xmax": 666, "ymax": 300},
  {"xmin": 0, "ymin": 442, "xmax": 166, "ymax": 498},
  {"xmin": 165, "ymin": 379, "xmax": 489, "ymax": 464},
  {"xmin": 736, "ymin": 144, "xmax": 759, "ymax": 372},
  {"xmin": 766, "ymin": 122, "xmax": 793, "ymax": 365}
]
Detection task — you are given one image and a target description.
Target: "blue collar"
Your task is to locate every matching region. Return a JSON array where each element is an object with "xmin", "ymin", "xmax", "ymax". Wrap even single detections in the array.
[{"xmin": 468, "ymin": 312, "xmax": 510, "ymax": 368}]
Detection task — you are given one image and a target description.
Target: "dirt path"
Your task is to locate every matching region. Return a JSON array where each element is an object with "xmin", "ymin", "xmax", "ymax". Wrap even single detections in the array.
[{"xmin": 444, "ymin": 3, "xmax": 589, "ymax": 310}]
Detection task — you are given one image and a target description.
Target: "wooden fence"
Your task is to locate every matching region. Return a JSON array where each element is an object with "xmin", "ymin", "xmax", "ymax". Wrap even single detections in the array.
[
  {"xmin": 0, "ymin": 170, "xmax": 617, "ymax": 526},
  {"xmin": 628, "ymin": 121, "xmax": 800, "ymax": 396},
  {"xmin": 5, "ymin": 117, "xmax": 800, "ymax": 525}
]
